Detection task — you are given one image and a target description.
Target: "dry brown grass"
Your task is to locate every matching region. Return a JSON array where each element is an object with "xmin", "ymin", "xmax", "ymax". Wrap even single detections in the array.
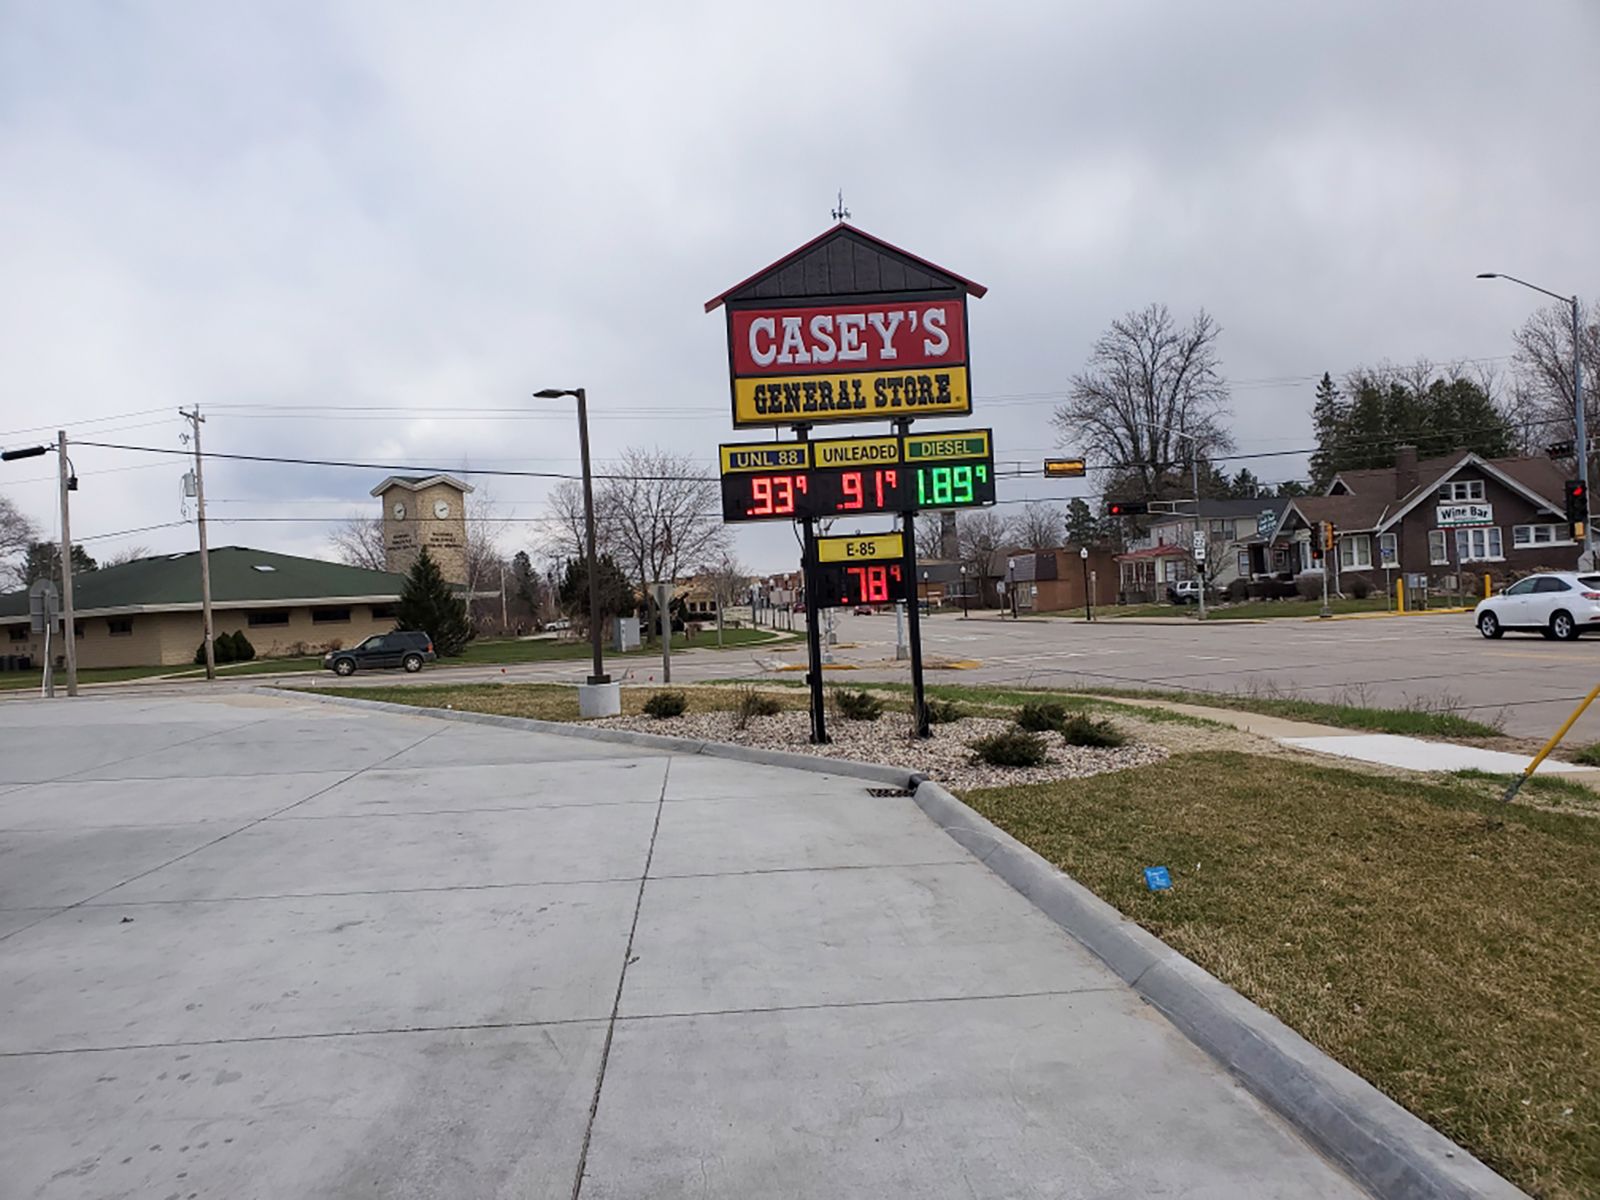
[
  {"xmin": 313, "ymin": 682, "xmax": 805, "ymax": 723},
  {"xmin": 966, "ymin": 752, "xmax": 1600, "ymax": 1199}
]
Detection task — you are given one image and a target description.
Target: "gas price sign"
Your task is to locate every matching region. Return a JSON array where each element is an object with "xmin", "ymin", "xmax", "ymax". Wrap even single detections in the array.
[
  {"xmin": 813, "ymin": 533, "xmax": 909, "ymax": 609},
  {"xmin": 719, "ymin": 429, "xmax": 993, "ymax": 523}
]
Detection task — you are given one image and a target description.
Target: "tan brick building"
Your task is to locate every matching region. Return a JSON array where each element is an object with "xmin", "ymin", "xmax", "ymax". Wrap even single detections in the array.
[
  {"xmin": 0, "ymin": 547, "xmax": 411, "ymax": 670},
  {"xmin": 371, "ymin": 474, "xmax": 472, "ymax": 583}
]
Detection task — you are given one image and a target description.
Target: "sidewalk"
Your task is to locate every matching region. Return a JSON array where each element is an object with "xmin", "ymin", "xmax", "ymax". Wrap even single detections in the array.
[{"xmin": 0, "ymin": 691, "xmax": 1364, "ymax": 1198}]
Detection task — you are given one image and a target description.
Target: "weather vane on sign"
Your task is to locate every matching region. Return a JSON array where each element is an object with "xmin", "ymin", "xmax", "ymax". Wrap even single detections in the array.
[{"xmin": 831, "ymin": 190, "xmax": 850, "ymax": 223}]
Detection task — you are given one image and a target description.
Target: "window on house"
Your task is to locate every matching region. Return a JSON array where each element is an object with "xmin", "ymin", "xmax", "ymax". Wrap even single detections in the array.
[
  {"xmin": 1379, "ymin": 532, "xmax": 1397, "ymax": 565},
  {"xmin": 1439, "ymin": 479, "xmax": 1485, "ymax": 502},
  {"xmin": 1512, "ymin": 524, "xmax": 1566, "ymax": 547},
  {"xmin": 247, "ymin": 609, "xmax": 290, "ymax": 627},
  {"xmin": 1210, "ymin": 519, "xmax": 1231, "ymax": 541},
  {"xmin": 108, "ymin": 619, "xmax": 133, "ymax": 637},
  {"xmin": 1237, "ymin": 551, "xmax": 1250, "ymax": 577},
  {"xmin": 1339, "ymin": 535, "xmax": 1373, "ymax": 570},
  {"xmin": 312, "ymin": 608, "xmax": 351, "ymax": 624},
  {"xmin": 8, "ymin": 625, "xmax": 28, "ymax": 642},
  {"xmin": 1429, "ymin": 530, "xmax": 1449, "ymax": 565},
  {"xmin": 370, "ymin": 604, "xmax": 396, "ymax": 620},
  {"xmin": 1453, "ymin": 527, "xmax": 1503, "ymax": 562}
]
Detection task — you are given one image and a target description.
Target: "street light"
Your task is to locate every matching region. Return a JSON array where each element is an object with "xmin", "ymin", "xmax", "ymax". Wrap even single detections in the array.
[
  {"xmin": 959, "ymin": 564, "xmax": 969, "ymax": 618},
  {"xmin": 534, "ymin": 387, "xmax": 610, "ymax": 694},
  {"xmin": 1477, "ymin": 272, "xmax": 1587, "ymax": 562},
  {"xmin": 1079, "ymin": 545, "xmax": 1092, "ymax": 622}
]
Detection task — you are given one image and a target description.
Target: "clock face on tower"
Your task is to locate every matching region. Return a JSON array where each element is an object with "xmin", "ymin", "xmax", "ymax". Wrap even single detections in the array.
[
  {"xmin": 392, "ymin": 501, "xmax": 406, "ymax": 520},
  {"xmin": 433, "ymin": 500, "xmax": 451, "ymax": 519}
]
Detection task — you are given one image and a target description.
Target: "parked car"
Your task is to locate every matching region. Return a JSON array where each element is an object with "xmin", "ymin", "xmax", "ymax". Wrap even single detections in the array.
[
  {"xmin": 853, "ymin": 604, "xmax": 876, "ymax": 615},
  {"xmin": 323, "ymin": 630, "xmax": 437, "ymax": 675},
  {"xmin": 1474, "ymin": 572, "xmax": 1600, "ymax": 640},
  {"xmin": 545, "ymin": 618, "xmax": 572, "ymax": 632},
  {"xmin": 1167, "ymin": 579, "xmax": 1206, "ymax": 605}
]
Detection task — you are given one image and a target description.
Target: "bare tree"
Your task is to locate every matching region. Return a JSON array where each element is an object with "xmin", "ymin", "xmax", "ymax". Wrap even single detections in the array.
[
  {"xmin": 0, "ymin": 494, "xmax": 37, "ymax": 589},
  {"xmin": 913, "ymin": 515, "xmax": 945, "ymax": 560},
  {"xmin": 330, "ymin": 515, "xmax": 388, "ymax": 572},
  {"xmin": 463, "ymin": 486, "xmax": 509, "ymax": 600},
  {"xmin": 540, "ymin": 478, "xmax": 614, "ymax": 566},
  {"xmin": 100, "ymin": 545, "xmax": 151, "ymax": 568},
  {"xmin": 957, "ymin": 508, "xmax": 1014, "ymax": 607},
  {"xmin": 1015, "ymin": 501, "xmax": 1063, "ymax": 549},
  {"xmin": 698, "ymin": 550, "xmax": 749, "ymax": 645},
  {"xmin": 1510, "ymin": 298, "xmax": 1600, "ymax": 465},
  {"xmin": 603, "ymin": 447, "xmax": 728, "ymax": 593},
  {"xmin": 1052, "ymin": 304, "xmax": 1233, "ymax": 496}
]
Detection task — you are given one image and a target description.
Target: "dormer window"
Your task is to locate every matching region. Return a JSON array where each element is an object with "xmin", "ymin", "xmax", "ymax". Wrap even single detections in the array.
[{"xmin": 1439, "ymin": 479, "xmax": 1484, "ymax": 502}]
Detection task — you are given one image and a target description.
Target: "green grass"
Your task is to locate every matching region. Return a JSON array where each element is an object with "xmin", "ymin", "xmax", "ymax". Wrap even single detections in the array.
[
  {"xmin": 0, "ymin": 663, "xmax": 192, "ymax": 690},
  {"xmin": 452, "ymin": 627, "xmax": 793, "ymax": 665},
  {"xmin": 1068, "ymin": 683, "xmax": 1502, "ymax": 739},
  {"xmin": 966, "ymin": 751, "xmax": 1600, "ymax": 1199},
  {"xmin": 1569, "ymin": 743, "xmax": 1600, "ymax": 768}
]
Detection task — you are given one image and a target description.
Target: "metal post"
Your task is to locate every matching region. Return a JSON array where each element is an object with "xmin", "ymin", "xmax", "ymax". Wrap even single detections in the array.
[
  {"xmin": 573, "ymin": 388, "xmax": 609, "ymax": 684},
  {"xmin": 1080, "ymin": 548, "xmax": 1091, "ymax": 621},
  {"xmin": 1192, "ymin": 455, "xmax": 1207, "ymax": 621},
  {"xmin": 896, "ymin": 418, "xmax": 929, "ymax": 738},
  {"xmin": 56, "ymin": 431, "xmax": 78, "ymax": 696},
  {"xmin": 1574, "ymin": 296, "xmax": 1590, "ymax": 567},
  {"xmin": 656, "ymin": 581, "xmax": 672, "ymax": 683},
  {"xmin": 500, "ymin": 562, "xmax": 508, "ymax": 633},
  {"xmin": 181, "ymin": 410, "xmax": 216, "ymax": 680},
  {"xmin": 797, "ymin": 428, "xmax": 827, "ymax": 743}
]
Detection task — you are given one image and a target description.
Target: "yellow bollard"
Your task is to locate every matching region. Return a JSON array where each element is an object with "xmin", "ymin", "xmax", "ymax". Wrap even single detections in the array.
[
  {"xmin": 1396, "ymin": 577, "xmax": 1406, "ymax": 614},
  {"xmin": 1503, "ymin": 679, "xmax": 1600, "ymax": 803},
  {"xmin": 1484, "ymin": 573, "xmax": 1492, "ymax": 600}
]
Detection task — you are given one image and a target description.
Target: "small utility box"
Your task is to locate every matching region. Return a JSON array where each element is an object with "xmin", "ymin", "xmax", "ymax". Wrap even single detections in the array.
[{"xmin": 613, "ymin": 616, "xmax": 641, "ymax": 652}]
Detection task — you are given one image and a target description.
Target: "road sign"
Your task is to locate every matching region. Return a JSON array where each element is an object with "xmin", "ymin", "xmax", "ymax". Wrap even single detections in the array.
[
  {"xmin": 718, "ymin": 429, "xmax": 994, "ymax": 523},
  {"xmin": 1256, "ymin": 509, "xmax": 1278, "ymax": 538},
  {"xmin": 28, "ymin": 579, "xmax": 58, "ymax": 634},
  {"xmin": 1192, "ymin": 531, "xmax": 1207, "ymax": 562},
  {"xmin": 813, "ymin": 533, "xmax": 908, "ymax": 608}
]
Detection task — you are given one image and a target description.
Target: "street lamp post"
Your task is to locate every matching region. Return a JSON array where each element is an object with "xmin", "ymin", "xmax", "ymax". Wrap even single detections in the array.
[
  {"xmin": 1079, "ymin": 545, "xmax": 1092, "ymax": 621},
  {"xmin": 535, "ymin": 387, "xmax": 617, "ymax": 714},
  {"xmin": 1477, "ymin": 273, "xmax": 1587, "ymax": 563},
  {"xmin": 959, "ymin": 564, "xmax": 969, "ymax": 618}
]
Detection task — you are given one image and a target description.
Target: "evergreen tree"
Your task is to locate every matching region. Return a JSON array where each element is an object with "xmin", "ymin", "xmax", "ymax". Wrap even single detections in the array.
[
  {"xmin": 557, "ymin": 553, "xmax": 634, "ymax": 633},
  {"xmin": 394, "ymin": 546, "xmax": 474, "ymax": 656},
  {"xmin": 1227, "ymin": 468, "xmax": 1263, "ymax": 499},
  {"xmin": 1274, "ymin": 480, "xmax": 1312, "ymax": 498},
  {"xmin": 24, "ymin": 542, "xmax": 97, "ymax": 585},
  {"xmin": 1308, "ymin": 373, "xmax": 1346, "ymax": 488},
  {"xmin": 1063, "ymin": 498, "xmax": 1102, "ymax": 546}
]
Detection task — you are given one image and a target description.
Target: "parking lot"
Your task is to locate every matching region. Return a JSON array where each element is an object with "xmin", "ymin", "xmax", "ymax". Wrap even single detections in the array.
[{"xmin": 0, "ymin": 691, "xmax": 1368, "ymax": 1198}]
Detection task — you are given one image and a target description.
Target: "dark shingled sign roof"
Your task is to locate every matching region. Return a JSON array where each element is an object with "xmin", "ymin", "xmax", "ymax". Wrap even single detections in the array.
[{"xmin": 0, "ymin": 546, "xmax": 409, "ymax": 620}]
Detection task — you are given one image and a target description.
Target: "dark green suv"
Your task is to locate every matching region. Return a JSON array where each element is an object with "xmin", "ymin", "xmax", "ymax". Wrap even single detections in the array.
[{"xmin": 323, "ymin": 631, "xmax": 436, "ymax": 676}]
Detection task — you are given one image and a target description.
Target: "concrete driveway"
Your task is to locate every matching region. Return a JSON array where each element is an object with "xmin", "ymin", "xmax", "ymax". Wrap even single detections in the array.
[{"xmin": 0, "ymin": 693, "xmax": 1364, "ymax": 1198}]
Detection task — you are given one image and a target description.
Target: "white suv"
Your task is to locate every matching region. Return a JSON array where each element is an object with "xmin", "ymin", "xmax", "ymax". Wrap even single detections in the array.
[
  {"xmin": 1474, "ymin": 572, "xmax": 1600, "ymax": 640},
  {"xmin": 1167, "ymin": 579, "xmax": 1205, "ymax": 605}
]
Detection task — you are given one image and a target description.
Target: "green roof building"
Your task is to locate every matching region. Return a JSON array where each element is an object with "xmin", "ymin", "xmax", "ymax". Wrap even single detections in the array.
[{"xmin": 0, "ymin": 547, "xmax": 411, "ymax": 671}]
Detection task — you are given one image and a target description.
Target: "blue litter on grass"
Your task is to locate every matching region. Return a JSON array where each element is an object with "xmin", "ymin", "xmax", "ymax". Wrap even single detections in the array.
[{"xmin": 1143, "ymin": 866, "xmax": 1172, "ymax": 891}]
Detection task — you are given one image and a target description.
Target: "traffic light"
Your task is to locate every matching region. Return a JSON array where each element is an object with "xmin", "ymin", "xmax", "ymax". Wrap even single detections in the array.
[
  {"xmin": 1565, "ymin": 479, "xmax": 1588, "ymax": 540},
  {"xmin": 1105, "ymin": 500, "xmax": 1149, "ymax": 517},
  {"xmin": 1044, "ymin": 458, "xmax": 1087, "ymax": 479},
  {"xmin": 1322, "ymin": 521, "xmax": 1337, "ymax": 552}
]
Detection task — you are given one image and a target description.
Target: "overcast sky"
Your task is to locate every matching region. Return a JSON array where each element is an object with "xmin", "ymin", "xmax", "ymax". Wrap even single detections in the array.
[{"xmin": 2, "ymin": 1, "xmax": 1597, "ymax": 573}]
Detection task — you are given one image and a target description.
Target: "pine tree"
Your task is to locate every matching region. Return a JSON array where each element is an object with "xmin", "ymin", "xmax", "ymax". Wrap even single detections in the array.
[
  {"xmin": 1308, "ymin": 373, "xmax": 1344, "ymax": 489},
  {"xmin": 557, "ymin": 553, "xmax": 635, "ymax": 633},
  {"xmin": 1063, "ymin": 498, "xmax": 1102, "ymax": 546},
  {"xmin": 395, "ymin": 546, "xmax": 474, "ymax": 656}
]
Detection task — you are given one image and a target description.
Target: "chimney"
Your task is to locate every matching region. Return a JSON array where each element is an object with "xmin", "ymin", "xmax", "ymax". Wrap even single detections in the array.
[{"xmin": 1395, "ymin": 444, "xmax": 1419, "ymax": 497}]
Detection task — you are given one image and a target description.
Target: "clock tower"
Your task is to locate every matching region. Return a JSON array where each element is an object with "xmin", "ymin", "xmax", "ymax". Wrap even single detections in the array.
[{"xmin": 370, "ymin": 474, "xmax": 473, "ymax": 583}]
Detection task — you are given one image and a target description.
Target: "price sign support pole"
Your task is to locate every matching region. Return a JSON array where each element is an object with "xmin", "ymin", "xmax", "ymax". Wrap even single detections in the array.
[
  {"xmin": 796, "ymin": 427, "xmax": 829, "ymax": 744},
  {"xmin": 897, "ymin": 418, "xmax": 931, "ymax": 739}
]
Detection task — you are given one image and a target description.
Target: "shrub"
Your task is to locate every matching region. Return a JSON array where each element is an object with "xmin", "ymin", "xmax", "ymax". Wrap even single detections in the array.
[
  {"xmin": 230, "ymin": 630, "xmax": 256, "ymax": 662},
  {"xmin": 1295, "ymin": 572, "xmax": 1324, "ymax": 600},
  {"xmin": 642, "ymin": 690, "xmax": 688, "ymax": 719},
  {"xmin": 1060, "ymin": 712, "xmax": 1127, "ymax": 748},
  {"xmin": 1016, "ymin": 700, "xmax": 1069, "ymax": 733},
  {"xmin": 970, "ymin": 729, "xmax": 1049, "ymax": 768},
  {"xmin": 1245, "ymin": 580, "xmax": 1270, "ymax": 600},
  {"xmin": 1346, "ymin": 575, "xmax": 1373, "ymax": 600},
  {"xmin": 924, "ymin": 697, "xmax": 964, "ymax": 724},
  {"xmin": 832, "ymin": 688, "xmax": 883, "ymax": 721},
  {"xmin": 732, "ymin": 686, "xmax": 782, "ymax": 730},
  {"xmin": 196, "ymin": 634, "xmax": 236, "ymax": 665},
  {"xmin": 1225, "ymin": 578, "xmax": 1250, "ymax": 603}
]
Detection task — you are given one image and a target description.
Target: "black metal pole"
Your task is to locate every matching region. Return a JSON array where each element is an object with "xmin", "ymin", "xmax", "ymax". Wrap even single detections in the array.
[
  {"xmin": 797, "ymin": 428, "xmax": 828, "ymax": 744},
  {"xmin": 1081, "ymin": 554, "xmax": 1091, "ymax": 621},
  {"xmin": 897, "ymin": 418, "xmax": 930, "ymax": 738},
  {"xmin": 575, "ymin": 387, "xmax": 608, "ymax": 685}
]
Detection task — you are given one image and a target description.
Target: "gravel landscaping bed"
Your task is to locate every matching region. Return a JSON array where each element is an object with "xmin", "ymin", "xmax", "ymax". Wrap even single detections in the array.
[{"xmin": 589, "ymin": 709, "xmax": 1168, "ymax": 791}]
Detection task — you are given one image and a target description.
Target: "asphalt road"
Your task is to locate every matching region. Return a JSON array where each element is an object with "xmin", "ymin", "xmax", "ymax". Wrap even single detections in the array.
[
  {"xmin": 17, "ymin": 607, "xmax": 1598, "ymax": 742},
  {"xmin": 0, "ymin": 692, "xmax": 1364, "ymax": 1198}
]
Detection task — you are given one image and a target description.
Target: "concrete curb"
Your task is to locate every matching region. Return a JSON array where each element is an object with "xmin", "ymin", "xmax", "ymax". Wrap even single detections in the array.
[
  {"xmin": 265, "ymin": 687, "xmax": 922, "ymax": 788},
  {"xmin": 911, "ymin": 780, "xmax": 1527, "ymax": 1200}
]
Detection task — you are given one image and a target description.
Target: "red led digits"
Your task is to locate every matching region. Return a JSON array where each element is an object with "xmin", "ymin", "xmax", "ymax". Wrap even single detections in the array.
[
  {"xmin": 746, "ymin": 473, "xmax": 802, "ymax": 517},
  {"xmin": 841, "ymin": 471, "xmax": 864, "ymax": 510},
  {"xmin": 846, "ymin": 565, "xmax": 892, "ymax": 603}
]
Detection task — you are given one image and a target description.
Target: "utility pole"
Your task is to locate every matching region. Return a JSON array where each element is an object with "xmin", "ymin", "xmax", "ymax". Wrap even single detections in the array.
[
  {"xmin": 56, "ymin": 431, "xmax": 78, "ymax": 696},
  {"xmin": 180, "ymin": 407, "xmax": 216, "ymax": 680},
  {"xmin": 1191, "ymin": 453, "xmax": 1207, "ymax": 621}
]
